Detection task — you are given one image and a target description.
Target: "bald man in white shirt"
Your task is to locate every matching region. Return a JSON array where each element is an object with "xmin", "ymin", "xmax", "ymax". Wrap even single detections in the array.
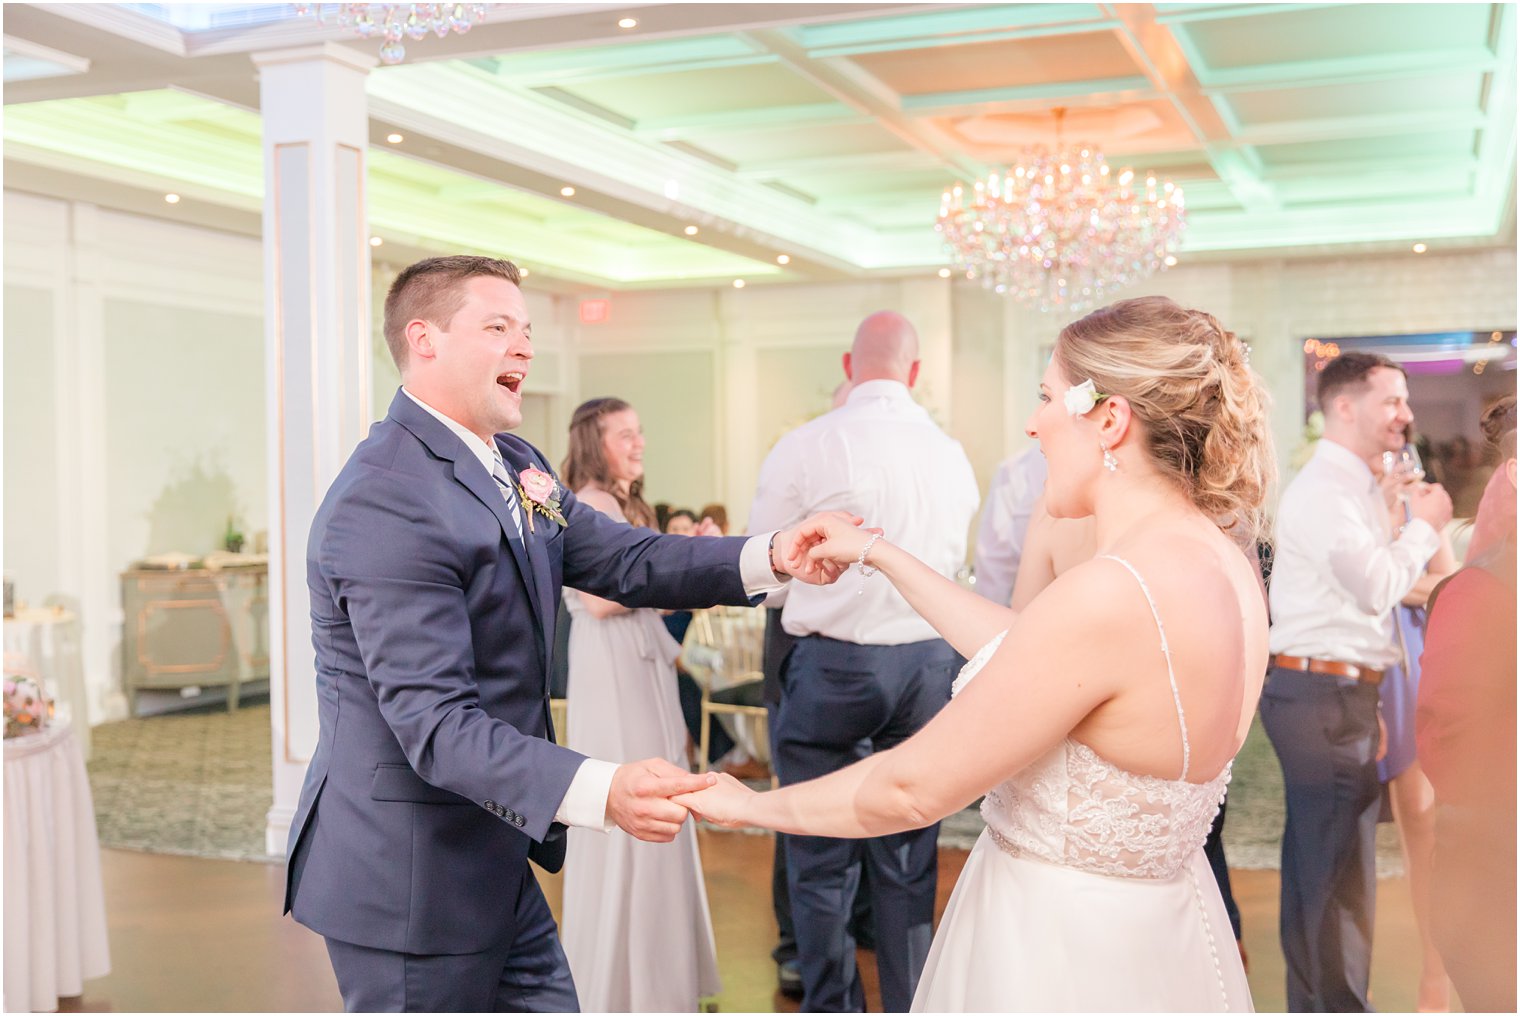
[
  {"xmin": 747, "ymin": 311, "xmax": 979, "ymax": 1013},
  {"xmin": 1263, "ymin": 351, "xmax": 1452, "ymax": 1013}
]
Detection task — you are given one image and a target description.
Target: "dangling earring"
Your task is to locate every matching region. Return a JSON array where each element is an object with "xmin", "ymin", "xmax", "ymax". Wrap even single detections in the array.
[{"xmin": 1101, "ymin": 443, "xmax": 1118, "ymax": 472}]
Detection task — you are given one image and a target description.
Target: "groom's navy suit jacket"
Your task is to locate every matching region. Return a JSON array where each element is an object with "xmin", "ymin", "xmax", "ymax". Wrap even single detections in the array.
[{"xmin": 283, "ymin": 390, "xmax": 752, "ymax": 955}]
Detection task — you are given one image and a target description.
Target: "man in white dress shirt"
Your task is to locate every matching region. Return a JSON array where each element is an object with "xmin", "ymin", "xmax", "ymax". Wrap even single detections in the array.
[
  {"xmin": 1263, "ymin": 351, "xmax": 1452, "ymax": 1013},
  {"xmin": 748, "ymin": 311, "xmax": 979, "ymax": 1012},
  {"xmin": 971, "ymin": 446, "xmax": 1048, "ymax": 606}
]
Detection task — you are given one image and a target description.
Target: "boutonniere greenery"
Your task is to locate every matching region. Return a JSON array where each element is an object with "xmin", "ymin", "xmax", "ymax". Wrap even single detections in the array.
[{"xmin": 516, "ymin": 467, "xmax": 567, "ymax": 533}]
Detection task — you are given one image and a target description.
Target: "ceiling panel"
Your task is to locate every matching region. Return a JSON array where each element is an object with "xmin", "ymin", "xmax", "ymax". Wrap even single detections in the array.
[
  {"xmin": 690, "ymin": 121, "xmax": 921, "ymax": 168},
  {"xmin": 936, "ymin": 101, "xmax": 1199, "ymax": 159},
  {"xmin": 1224, "ymin": 73, "xmax": 1484, "ymax": 126},
  {"xmin": 557, "ymin": 62, "xmax": 837, "ymax": 122},
  {"xmin": 1254, "ymin": 130, "xmax": 1479, "ymax": 168},
  {"xmin": 848, "ymin": 30, "xmax": 1143, "ymax": 95},
  {"xmin": 1180, "ymin": 3, "xmax": 1494, "ymax": 70}
]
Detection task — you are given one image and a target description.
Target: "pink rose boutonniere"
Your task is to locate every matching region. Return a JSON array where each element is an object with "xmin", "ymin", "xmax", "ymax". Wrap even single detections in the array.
[{"xmin": 516, "ymin": 467, "xmax": 567, "ymax": 533}]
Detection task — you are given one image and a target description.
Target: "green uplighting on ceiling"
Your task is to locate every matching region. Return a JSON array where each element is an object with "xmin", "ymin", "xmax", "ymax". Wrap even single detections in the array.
[{"xmin": 1, "ymin": 90, "xmax": 779, "ymax": 286}]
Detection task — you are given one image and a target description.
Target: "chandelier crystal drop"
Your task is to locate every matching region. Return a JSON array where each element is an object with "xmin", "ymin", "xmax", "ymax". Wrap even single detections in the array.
[
  {"xmin": 935, "ymin": 113, "xmax": 1186, "ymax": 315},
  {"xmin": 292, "ymin": 4, "xmax": 491, "ymax": 64}
]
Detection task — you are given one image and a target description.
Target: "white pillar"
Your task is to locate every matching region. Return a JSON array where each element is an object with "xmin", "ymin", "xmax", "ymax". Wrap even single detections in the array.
[{"xmin": 254, "ymin": 43, "xmax": 375, "ymax": 856}]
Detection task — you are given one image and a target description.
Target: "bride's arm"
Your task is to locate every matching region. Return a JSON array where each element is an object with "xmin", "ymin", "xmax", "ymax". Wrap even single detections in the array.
[
  {"xmin": 784, "ymin": 515, "xmax": 1014, "ymax": 660},
  {"xmin": 680, "ymin": 558, "xmax": 1137, "ymax": 837}
]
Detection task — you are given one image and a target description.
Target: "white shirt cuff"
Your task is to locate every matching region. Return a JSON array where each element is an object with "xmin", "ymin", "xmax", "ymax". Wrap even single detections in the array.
[
  {"xmin": 741, "ymin": 532, "xmax": 789, "ymax": 595},
  {"xmin": 1399, "ymin": 517, "xmax": 1441, "ymax": 557},
  {"xmin": 553, "ymin": 758, "xmax": 619, "ymax": 830}
]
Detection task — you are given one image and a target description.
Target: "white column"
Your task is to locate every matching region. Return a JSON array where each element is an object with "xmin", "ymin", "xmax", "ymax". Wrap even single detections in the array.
[
  {"xmin": 254, "ymin": 43, "xmax": 375, "ymax": 856},
  {"xmin": 58, "ymin": 203, "xmax": 118, "ymax": 729}
]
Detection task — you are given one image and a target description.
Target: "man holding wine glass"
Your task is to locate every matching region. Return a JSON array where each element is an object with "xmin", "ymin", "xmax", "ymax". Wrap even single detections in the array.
[{"xmin": 1263, "ymin": 351, "xmax": 1453, "ymax": 1012}]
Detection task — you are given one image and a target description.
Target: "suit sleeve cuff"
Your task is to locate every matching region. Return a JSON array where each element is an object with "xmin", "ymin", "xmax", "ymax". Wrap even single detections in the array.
[
  {"xmin": 553, "ymin": 758, "xmax": 619, "ymax": 830},
  {"xmin": 741, "ymin": 532, "xmax": 789, "ymax": 596}
]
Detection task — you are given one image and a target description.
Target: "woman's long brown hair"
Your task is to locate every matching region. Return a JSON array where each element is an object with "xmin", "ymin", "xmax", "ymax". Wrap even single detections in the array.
[{"xmin": 560, "ymin": 397, "xmax": 657, "ymax": 529}]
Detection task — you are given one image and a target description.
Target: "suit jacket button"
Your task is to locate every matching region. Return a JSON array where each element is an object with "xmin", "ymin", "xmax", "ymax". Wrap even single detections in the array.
[
  {"xmin": 484, "ymin": 799, "xmax": 497, "ymax": 811},
  {"xmin": 512, "ymin": 815, "xmax": 525, "ymax": 827}
]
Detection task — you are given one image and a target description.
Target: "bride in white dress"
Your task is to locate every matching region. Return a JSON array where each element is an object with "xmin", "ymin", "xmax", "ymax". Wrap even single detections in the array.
[{"xmin": 679, "ymin": 296, "xmax": 1274, "ymax": 1012}]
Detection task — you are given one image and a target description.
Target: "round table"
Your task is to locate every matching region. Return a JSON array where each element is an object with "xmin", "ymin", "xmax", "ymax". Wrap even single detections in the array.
[
  {"xmin": 3, "ymin": 720, "xmax": 110, "ymax": 1012},
  {"xmin": 3, "ymin": 609, "xmax": 88, "ymax": 758}
]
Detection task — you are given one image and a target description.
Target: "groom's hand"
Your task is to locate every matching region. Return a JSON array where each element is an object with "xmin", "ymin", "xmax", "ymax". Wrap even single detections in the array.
[{"xmin": 606, "ymin": 758, "xmax": 716, "ymax": 842}]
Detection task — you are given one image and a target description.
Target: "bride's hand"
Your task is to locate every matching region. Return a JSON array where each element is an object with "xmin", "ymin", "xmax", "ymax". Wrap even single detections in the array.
[
  {"xmin": 785, "ymin": 512, "xmax": 883, "ymax": 570},
  {"xmin": 773, "ymin": 511, "xmax": 868, "ymax": 584},
  {"xmin": 672, "ymin": 772, "xmax": 757, "ymax": 828}
]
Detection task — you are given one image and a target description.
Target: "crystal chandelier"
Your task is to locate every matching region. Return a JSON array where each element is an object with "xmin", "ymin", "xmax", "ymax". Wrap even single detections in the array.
[
  {"xmin": 936, "ymin": 109, "xmax": 1186, "ymax": 314},
  {"xmin": 292, "ymin": 4, "xmax": 491, "ymax": 65}
]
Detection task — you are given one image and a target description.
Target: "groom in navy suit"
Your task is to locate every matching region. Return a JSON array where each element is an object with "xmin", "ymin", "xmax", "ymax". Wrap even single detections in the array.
[{"xmin": 283, "ymin": 255, "xmax": 840, "ymax": 1011}]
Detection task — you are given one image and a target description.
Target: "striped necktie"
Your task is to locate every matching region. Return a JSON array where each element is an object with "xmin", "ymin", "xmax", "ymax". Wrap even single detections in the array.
[{"xmin": 490, "ymin": 450, "xmax": 528, "ymax": 546}]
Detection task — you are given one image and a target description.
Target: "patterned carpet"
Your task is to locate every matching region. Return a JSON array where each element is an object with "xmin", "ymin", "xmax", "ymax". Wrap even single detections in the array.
[
  {"xmin": 85, "ymin": 702, "xmax": 1404, "ymax": 874},
  {"xmin": 87, "ymin": 700, "xmax": 278, "ymax": 863}
]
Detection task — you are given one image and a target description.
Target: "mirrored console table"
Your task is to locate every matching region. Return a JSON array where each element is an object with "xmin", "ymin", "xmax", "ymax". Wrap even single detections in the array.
[{"xmin": 120, "ymin": 564, "xmax": 269, "ymax": 715}]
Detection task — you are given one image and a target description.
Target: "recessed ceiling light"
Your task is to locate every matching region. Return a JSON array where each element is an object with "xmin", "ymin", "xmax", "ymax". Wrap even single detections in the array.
[
  {"xmin": 520, "ymin": 267, "xmax": 530, "ymax": 277},
  {"xmin": 776, "ymin": 254, "xmax": 791, "ymax": 265},
  {"xmin": 369, "ymin": 236, "xmax": 383, "ymax": 247},
  {"xmin": 560, "ymin": 186, "xmax": 576, "ymax": 197},
  {"xmin": 732, "ymin": 279, "xmax": 746, "ymax": 289},
  {"xmin": 617, "ymin": 17, "xmax": 638, "ymax": 29},
  {"xmin": 164, "ymin": 193, "xmax": 180, "ymax": 204},
  {"xmin": 1164, "ymin": 255, "xmax": 1178, "ymax": 267},
  {"xmin": 937, "ymin": 267, "xmax": 951, "ymax": 278},
  {"xmin": 385, "ymin": 132, "xmax": 404, "ymax": 144},
  {"xmin": 683, "ymin": 225, "xmax": 699, "ymax": 236},
  {"xmin": 1412, "ymin": 242, "xmax": 1427, "ymax": 254}
]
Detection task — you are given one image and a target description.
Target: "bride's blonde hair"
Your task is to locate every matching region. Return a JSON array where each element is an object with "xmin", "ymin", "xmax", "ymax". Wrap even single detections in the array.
[{"xmin": 1055, "ymin": 296, "xmax": 1276, "ymax": 544}]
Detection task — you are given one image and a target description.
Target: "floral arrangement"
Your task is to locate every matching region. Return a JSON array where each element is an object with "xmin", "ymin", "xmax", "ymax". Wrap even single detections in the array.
[{"xmin": 4, "ymin": 669, "xmax": 54, "ymax": 739}]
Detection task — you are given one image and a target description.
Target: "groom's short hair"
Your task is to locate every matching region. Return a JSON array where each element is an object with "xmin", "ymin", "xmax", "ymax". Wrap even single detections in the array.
[{"xmin": 383, "ymin": 255, "xmax": 522, "ymax": 371}]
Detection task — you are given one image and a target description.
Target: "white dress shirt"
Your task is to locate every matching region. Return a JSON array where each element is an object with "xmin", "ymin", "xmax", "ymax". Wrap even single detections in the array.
[
  {"xmin": 972, "ymin": 447, "xmax": 1048, "ymax": 606},
  {"xmin": 747, "ymin": 378, "xmax": 980, "ymax": 646},
  {"xmin": 402, "ymin": 388, "xmax": 784, "ymax": 829},
  {"xmin": 1268, "ymin": 437, "xmax": 1440, "ymax": 668}
]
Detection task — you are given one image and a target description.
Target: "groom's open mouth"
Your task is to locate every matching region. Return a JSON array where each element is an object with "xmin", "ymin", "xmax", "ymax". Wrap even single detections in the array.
[{"xmin": 497, "ymin": 371, "xmax": 526, "ymax": 395}]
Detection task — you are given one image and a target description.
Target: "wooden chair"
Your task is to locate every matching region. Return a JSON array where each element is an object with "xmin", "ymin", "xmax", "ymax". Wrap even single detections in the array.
[
  {"xmin": 548, "ymin": 698, "xmax": 568, "ymax": 747},
  {"xmin": 685, "ymin": 606, "xmax": 770, "ymax": 775}
]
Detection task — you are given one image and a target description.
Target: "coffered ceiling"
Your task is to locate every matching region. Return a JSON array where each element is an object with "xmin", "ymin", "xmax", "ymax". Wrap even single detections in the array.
[{"xmin": 3, "ymin": 2, "xmax": 1515, "ymax": 289}]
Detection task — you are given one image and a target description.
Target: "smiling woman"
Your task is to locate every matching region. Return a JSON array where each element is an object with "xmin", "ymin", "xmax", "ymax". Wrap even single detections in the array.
[{"xmin": 556, "ymin": 395, "xmax": 721, "ymax": 1011}]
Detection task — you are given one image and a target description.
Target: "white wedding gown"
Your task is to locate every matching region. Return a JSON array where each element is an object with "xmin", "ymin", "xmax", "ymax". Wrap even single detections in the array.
[{"xmin": 912, "ymin": 555, "xmax": 1254, "ymax": 1012}]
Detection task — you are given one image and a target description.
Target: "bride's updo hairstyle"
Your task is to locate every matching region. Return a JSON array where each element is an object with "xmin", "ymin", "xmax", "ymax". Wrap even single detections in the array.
[{"xmin": 1054, "ymin": 295, "xmax": 1276, "ymax": 543}]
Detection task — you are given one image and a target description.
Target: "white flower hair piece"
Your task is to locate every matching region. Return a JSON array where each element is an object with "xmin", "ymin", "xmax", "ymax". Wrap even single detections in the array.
[{"xmin": 1064, "ymin": 379, "xmax": 1107, "ymax": 416}]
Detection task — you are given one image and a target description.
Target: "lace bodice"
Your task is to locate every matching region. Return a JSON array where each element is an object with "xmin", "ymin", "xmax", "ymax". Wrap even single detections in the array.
[{"xmin": 956, "ymin": 556, "xmax": 1232, "ymax": 881}]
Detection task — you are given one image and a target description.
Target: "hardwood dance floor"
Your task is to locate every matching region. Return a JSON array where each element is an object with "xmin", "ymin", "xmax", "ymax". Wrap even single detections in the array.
[{"xmin": 60, "ymin": 830, "xmax": 1438, "ymax": 1013}]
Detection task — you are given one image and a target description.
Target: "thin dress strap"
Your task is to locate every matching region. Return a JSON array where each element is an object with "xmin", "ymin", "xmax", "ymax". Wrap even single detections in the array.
[{"xmin": 1097, "ymin": 554, "xmax": 1190, "ymax": 781}]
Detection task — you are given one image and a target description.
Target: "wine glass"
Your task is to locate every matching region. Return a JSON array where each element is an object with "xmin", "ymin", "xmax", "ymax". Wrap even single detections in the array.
[{"xmin": 1397, "ymin": 443, "xmax": 1425, "ymax": 482}]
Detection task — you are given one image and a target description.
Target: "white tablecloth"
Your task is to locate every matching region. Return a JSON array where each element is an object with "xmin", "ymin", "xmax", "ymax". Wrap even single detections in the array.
[
  {"xmin": 4, "ymin": 610, "xmax": 88, "ymax": 759},
  {"xmin": 3, "ymin": 720, "xmax": 110, "ymax": 1012}
]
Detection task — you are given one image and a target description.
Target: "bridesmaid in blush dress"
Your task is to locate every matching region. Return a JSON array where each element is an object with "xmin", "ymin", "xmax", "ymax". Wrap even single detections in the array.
[{"xmin": 557, "ymin": 397, "xmax": 720, "ymax": 1012}]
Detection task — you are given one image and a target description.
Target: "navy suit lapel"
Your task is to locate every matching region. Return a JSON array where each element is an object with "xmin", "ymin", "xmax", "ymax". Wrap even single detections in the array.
[
  {"xmin": 386, "ymin": 391, "xmax": 550, "ymax": 647},
  {"xmin": 497, "ymin": 445, "xmax": 560, "ymax": 668},
  {"xmin": 451, "ymin": 456, "xmax": 549, "ymax": 633}
]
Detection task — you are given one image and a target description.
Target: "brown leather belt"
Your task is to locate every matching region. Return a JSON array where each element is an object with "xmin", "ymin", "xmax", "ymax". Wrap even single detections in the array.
[{"xmin": 1270, "ymin": 654, "xmax": 1385, "ymax": 685}]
